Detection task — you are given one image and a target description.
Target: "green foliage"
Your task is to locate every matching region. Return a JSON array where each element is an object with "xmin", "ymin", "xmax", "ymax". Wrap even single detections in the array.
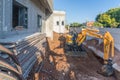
[
  {"xmin": 70, "ymin": 22, "xmax": 81, "ymax": 27},
  {"xmin": 93, "ymin": 22, "xmax": 103, "ymax": 28},
  {"xmin": 97, "ymin": 14, "xmax": 112, "ymax": 27},
  {"xmin": 95, "ymin": 7, "xmax": 120, "ymax": 28},
  {"xmin": 110, "ymin": 18, "xmax": 119, "ymax": 28},
  {"xmin": 96, "ymin": 14, "xmax": 101, "ymax": 21},
  {"xmin": 106, "ymin": 8, "xmax": 120, "ymax": 23},
  {"xmin": 65, "ymin": 25, "xmax": 69, "ymax": 30}
]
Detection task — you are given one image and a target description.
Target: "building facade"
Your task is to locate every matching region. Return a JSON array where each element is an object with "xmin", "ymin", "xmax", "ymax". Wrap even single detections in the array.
[
  {"xmin": 53, "ymin": 11, "xmax": 66, "ymax": 33},
  {"xmin": 0, "ymin": 0, "xmax": 54, "ymax": 79},
  {"xmin": 46, "ymin": 10, "xmax": 66, "ymax": 39},
  {"xmin": 0, "ymin": 0, "xmax": 53, "ymax": 38}
]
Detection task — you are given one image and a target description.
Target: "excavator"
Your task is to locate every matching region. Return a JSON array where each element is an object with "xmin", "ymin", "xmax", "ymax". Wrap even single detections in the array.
[{"xmin": 66, "ymin": 28, "xmax": 114, "ymax": 76}]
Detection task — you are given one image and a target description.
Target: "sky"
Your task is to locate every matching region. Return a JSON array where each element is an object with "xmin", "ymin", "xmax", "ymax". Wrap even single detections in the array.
[{"xmin": 54, "ymin": 0, "xmax": 120, "ymax": 24}]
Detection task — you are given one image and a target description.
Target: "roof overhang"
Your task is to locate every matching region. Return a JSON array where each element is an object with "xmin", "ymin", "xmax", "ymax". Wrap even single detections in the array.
[{"xmin": 39, "ymin": 0, "xmax": 53, "ymax": 14}]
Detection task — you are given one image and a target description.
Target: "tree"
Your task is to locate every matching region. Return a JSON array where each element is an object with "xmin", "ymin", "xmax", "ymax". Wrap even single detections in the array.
[
  {"xmin": 70, "ymin": 22, "xmax": 81, "ymax": 27},
  {"xmin": 96, "ymin": 13, "xmax": 118, "ymax": 28},
  {"xmin": 93, "ymin": 22, "xmax": 103, "ymax": 28},
  {"xmin": 65, "ymin": 25, "xmax": 69, "ymax": 30},
  {"xmin": 95, "ymin": 7, "xmax": 120, "ymax": 28},
  {"xmin": 110, "ymin": 18, "xmax": 119, "ymax": 28},
  {"xmin": 106, "ymin": 8, "xmax": 120, "ymax": 23},
  {"xmin": 97, "ymin": 14, "xmax": 112, "ymax": 27},
  {"xmin": 96, "ymin": 14, "xmax": 101, "ymax": 21}
]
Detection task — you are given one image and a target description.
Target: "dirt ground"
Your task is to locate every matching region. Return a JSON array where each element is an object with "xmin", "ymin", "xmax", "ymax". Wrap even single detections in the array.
[{"xmin": 35, "ymin": 32, "xmax": 116, "ymax": 80}]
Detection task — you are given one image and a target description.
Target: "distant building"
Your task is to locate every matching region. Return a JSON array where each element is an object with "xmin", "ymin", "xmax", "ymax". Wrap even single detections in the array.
[
  {"xmin": 46, "ymin": 10, "xmax": 66, "ymax": 39},
  {"xmin": 53, "ymin": 11, "xmax": 66, "ymax": 33},
  {"xmin": 86, "ymin": 21, "xmax": 94, "ymax": 27}
]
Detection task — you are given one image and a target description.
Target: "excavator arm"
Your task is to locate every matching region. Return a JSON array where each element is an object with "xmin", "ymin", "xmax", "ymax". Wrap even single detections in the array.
[
  {"xmin": 103, "ymin": 31, "xmax": 114, "ymax": 63},
  {"xmin": 76, "ymin": 28, "xmax": 114, "ymax": 65},
  {"xmin": 75, "ymin": 28, "xmax": 115, "ymax": 76}
]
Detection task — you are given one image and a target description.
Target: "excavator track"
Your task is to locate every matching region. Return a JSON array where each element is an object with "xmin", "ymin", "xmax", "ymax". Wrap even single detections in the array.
[{"xmin": 64, "ymin": 44, "xmax": 87, "ymax": 57}]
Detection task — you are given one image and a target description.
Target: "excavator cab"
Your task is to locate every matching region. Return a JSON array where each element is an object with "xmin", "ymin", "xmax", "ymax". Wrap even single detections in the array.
[{"xmin": 65, "ymin": 30, "xmax": 87, "ymax": 57}]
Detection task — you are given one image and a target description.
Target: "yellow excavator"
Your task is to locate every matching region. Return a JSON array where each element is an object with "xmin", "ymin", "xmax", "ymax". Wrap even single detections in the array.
[{"xmin": 66, "ymin": 28, "xmax": 114, "ymax": 76}]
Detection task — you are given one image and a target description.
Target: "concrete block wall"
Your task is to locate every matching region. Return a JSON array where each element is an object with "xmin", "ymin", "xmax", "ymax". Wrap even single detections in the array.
[
  {"xmin": 12, "ymin": 0, "xmax": 46, "ymax": 33},
  {"xmin": 0, "ymin": 0, "xmax": 3, "ymax": 31},
  {"xmin": 27, "ymin": 0, "xmax": 46, "ymax": 33},
  {"xmin": 4, "ymin": 0, "xmax": 13, "ymax": 32},
  {"xmin": 0, "ymin": 0, "xmax": 13, "ymax": 38},
  {"xmin": 0, "ymin": 0, "xmax": 13, "ymax": 32},
  {"xmin": 0, "ymin": 0, "xmax": 48, "ymax": 38}
]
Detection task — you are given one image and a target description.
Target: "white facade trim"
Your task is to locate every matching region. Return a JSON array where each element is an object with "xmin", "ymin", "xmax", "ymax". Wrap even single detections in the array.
[{"xmin": 53, "ymin": 11, "xmax": 66, "ymax": 14}]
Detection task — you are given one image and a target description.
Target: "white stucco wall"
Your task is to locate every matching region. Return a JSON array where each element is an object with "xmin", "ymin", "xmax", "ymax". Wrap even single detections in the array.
[
  {"xmin": 46, "ymin": 14, "xmax": 53, "ymax": 39},
  {"xmin": 45, "ymin": 11, "xmax": 66, "ymax": 39},
  {"xmin": 53, "ymin": 11, "xmax": 66, "ymax": 33}
]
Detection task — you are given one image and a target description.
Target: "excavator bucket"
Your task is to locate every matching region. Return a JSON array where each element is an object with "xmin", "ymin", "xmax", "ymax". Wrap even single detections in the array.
[{"xmin": 98, "ymin": 59, "xmax": 114, "ymax": 76}]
